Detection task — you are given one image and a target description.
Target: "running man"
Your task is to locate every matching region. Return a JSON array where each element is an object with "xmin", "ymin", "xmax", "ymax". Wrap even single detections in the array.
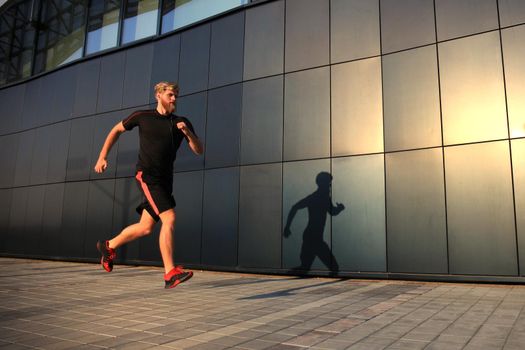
[{"xmin": 94, "ymin": 82, "xmax": 204, "ymax": 288}]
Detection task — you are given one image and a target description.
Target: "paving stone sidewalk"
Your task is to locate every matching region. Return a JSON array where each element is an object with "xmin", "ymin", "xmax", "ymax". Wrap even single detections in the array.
[{"xmin": 0, "ymin": 258, "xmax": 524, "ymax": 350}]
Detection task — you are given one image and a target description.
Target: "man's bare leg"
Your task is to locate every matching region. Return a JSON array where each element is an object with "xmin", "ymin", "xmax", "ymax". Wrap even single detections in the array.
[
  {"xmin": 158, "ymin": 209, "xmax": 193, "ymax": 288},
  {"xmin": 97, "ymin": 210, "xmax": 157, "ymax": 272},
  {"xmin": 158, "ymin": 209, "xmax": 176, "ymax": 274},
  {"xmin": 108, "ymin": 210, "xmax": 156, "ymax": 250}
]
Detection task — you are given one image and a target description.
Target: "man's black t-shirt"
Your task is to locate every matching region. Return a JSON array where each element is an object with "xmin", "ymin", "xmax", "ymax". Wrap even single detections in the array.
[{"xmin": 122, "ymin": 109, "xmax": 195, "ymax": 180}]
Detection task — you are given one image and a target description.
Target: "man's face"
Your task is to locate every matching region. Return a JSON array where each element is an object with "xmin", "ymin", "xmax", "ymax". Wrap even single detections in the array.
[{"xmin": 157, "ymin": 88, "xmax": 178, "ymax": 113}]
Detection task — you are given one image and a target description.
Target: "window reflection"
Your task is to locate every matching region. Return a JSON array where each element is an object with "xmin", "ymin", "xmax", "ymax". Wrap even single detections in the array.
[
  {"xmin": 0, "ymin": 1, "xmax": 35, "ymax": 84},
  {"xmin": 161, "ymin": 0, "xmax": 247, "ymax": 34},
  {"xmin": 121, "ymin": 0, "xmax": 159, "ymax": 44},
  {"xmin": 34, "ymin": 0, "xmax": 87, "ymax": 73},
  {"xmin": 86, "ymin": 0, "xmax": 121, "ymax": 54}
]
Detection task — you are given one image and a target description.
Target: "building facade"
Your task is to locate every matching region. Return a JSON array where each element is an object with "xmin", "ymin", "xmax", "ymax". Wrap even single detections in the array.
[{"xmin": 0, "ymin": 0, "xmax": 524, "ymax": 282}]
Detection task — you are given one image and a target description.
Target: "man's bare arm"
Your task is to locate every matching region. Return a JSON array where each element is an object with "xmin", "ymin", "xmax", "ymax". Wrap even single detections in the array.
[
  {"xmin": 94, "ymin": 122, "xmax": 126, "ymax": 173},
  {"xmin": 177, "ymin": 121, "xmax": 204, "ymax": 155}
]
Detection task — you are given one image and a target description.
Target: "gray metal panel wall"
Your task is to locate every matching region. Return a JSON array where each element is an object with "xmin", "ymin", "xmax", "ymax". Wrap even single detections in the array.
[
  {"xmin": 22, "ymin": 186, "xmax": 45, "ymax": 256},
  {"xmin": 202, "ymin": 167, "xmax": 239, "ymax": 267},
  {"xmin": 1, "ymin": 0, "xmax": 525, "ymax": 282},
  {"xmin": 0, "ymin": 134, "xmax": 19, "ymax": 188},
  {"xmin": 209, "ymin": 12, "xmax": 245, "ymax": 89},
  {"xmin": 330, "ymin": 0, "xmax": 380, "ymax": 63},
  {"xmin": 21, "ymin": 79, "xmax": 41, "ymax": 129},
  {"xmin": 40, "ymin": 183, "xmax": 65, "ymax": 257},
  {"xmin": 34, "ymin": 75, "xmax": 54, "ymax": 127},
  {"xmin": 173, "ymin": 170, "xmax": 204, "ymax": 265},
  {"xmin": 239, "ymin": 163, "xmax": 282, "ymax": 268},
  {"xmin": 282, "ymin": 159, "xmax": 332, "ymax": 272},
  {"xmin": 205, "ymin": 83, "xmax": 242, "ymax": 168},
  {"xmin": 331, "ymin": 58, "xmax": 383, "ymax": 156},
  {"xmin": 97, "ymin": 52, "xmax": 125, "ymax": 113},
  {"xmin": 123, "ymin": 44, "xmax": 154, "ymax": 109},
  {"xmin": 46, "ymin": 122, "xmax": 70, "ymax": 183},
  {"xmin": 243, "ymin": 0, "xmax": 284, "ymax": 80},
  {"xmin": 445, "ymin": 142, "xmax": 517, "ymax": 275},
  {"xmin": 115, "ymin": 108, "xmax": 141, "ymax": 178},
  {"xmin": 6, "ymin": 187, "xmax": 29, "ymax": 254},
  {"xmin": 150, "ymin": 35, "xmax": 180, "ymax": 103},
  {"xmin": 175, "ymin": 93, "xmax": 207, "ymax": 172},
  {"xmin": 85, "ymin": 179, "xmax": 115, "ymax": 258},
  {"xmin": 0, "ymin": 84, "xmax": 24, "ymax": 134},
  {"xmin": 66, "ymin": 117, "xmax": 95, "ymax": 181},
  {"xmin": 380, "ymin": 0, "xmax": 435, "ymax": 54},
  {"xmin": 499, "ymin": 0, "xmax": 525, "ymax": 26},
  {"xmin": 73, "ymin": 59, "xmax": 100, "ymax": 117},
  {"xmin": 51, "ymin": 67, "xmax": 77, "ymax": 124},
  {"xmin": 332, "ymin": 155, "xmax": 386, "ymax": 272},
  {"xmin": 383, "ymin": 46, "xmax": 441, "ymax": 151},
  {"xmin": 284, "ymin": 67, "xmax": 330, "ymax": 161},
  {"xmin": 90, "ymin": 112, "xmax": 122, "ymax": 180},
  {"xmin": 179, "ymin": 25, "xmax": 210, "ymax": 96},
  {"xmin": 60, "ymin": 182, "xmax": 89, "ymax": 258},
  {"xmin": 0, "ymin": 189, "xmax": 13, "ymax": 252},
  {"xmin": 13, "ymin": 130, "xmax": 35, "ymax": 187},
  {"xmin": 435, "ymin": 0, "xmax": 498, "ymax": 41},
  {"xmin": 502, "ymin": 26, "xmax": 525, "ymax": 137},
  {"xmin": 386, "ymin": 149, "xmax": 448, "ymax": 273},
  {"xmin": 285, "ymin": 0, "xmax": 329, "ymax": 72},
  {"xmin": 241, "ymin": 75, "xmax": 283, "ymax": 165},
  {"xmin": 30, "ymin": 126, "xmax": 51, "ymax": 185}
]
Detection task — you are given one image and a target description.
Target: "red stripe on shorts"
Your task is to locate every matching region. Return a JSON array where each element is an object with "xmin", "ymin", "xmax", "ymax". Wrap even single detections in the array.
[{"xmin": 135, "ymin": 171, "xmax": 160, "ymax": 216}]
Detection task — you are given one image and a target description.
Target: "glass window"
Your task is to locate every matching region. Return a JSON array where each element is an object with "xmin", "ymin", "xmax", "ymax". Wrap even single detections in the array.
[
  {"xmin": 121, "ymin": 0, "xmax": 159, "ymax": 44},
  {"xmin": 34, "ymin": 0, "xmax": 87, "ymax": 74},
  {"xmin": 0, "ymin": 0, "xmax": 35, "ymax": 83},
  {"xmin": 86, "ymin": 0, "xmax": 121, "ymax": 54},
  {"xmin": 161, "ymin": 0, "xmax": 247, "ymax": 34}
]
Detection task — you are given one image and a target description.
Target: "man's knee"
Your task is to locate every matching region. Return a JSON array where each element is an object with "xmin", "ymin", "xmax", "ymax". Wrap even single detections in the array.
[
  {"xmin": 159, "ymin": 209, "xmax": 176, "ymax": 227},
  {"xmin": 139, "ymin": 224, "xmax": 154, "ymax": 236}
]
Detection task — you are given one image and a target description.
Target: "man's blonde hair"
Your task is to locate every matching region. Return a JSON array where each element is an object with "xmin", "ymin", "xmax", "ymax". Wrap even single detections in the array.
[{"xmin": 154, "ymin": 81, "xmax": 179, "ymax": 94}]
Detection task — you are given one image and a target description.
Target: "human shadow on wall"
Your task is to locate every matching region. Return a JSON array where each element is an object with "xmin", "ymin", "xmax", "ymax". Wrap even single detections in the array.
[{"xmin": 283, "ymin": 172, "xmax": 345, "ymax": 276}]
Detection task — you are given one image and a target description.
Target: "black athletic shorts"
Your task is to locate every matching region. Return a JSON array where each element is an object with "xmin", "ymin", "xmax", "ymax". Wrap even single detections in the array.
[{"xmin": 135, "ymin": 171, "xmax": 175, "ymax": 222}]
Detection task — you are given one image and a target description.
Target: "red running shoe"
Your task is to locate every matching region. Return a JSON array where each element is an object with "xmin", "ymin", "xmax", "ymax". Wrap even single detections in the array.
[
  {"xmin": 164, "ymin": 266, "xmax": 193, "ymax": 289},
  {"xmin": 96, "ymin": 240, "xmax": 116, "ymax": 272}
]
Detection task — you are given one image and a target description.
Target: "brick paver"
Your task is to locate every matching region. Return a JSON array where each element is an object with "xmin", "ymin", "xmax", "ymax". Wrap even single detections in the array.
[{"xmin": 0, "ymin": 258, "xmax": 524, "ymax": 349}]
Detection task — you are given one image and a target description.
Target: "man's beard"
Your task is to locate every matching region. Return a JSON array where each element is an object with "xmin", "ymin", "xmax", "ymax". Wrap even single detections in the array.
[{"xmin": 164, "ymin": 101, "xmax": 175, "ymax": 113}]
